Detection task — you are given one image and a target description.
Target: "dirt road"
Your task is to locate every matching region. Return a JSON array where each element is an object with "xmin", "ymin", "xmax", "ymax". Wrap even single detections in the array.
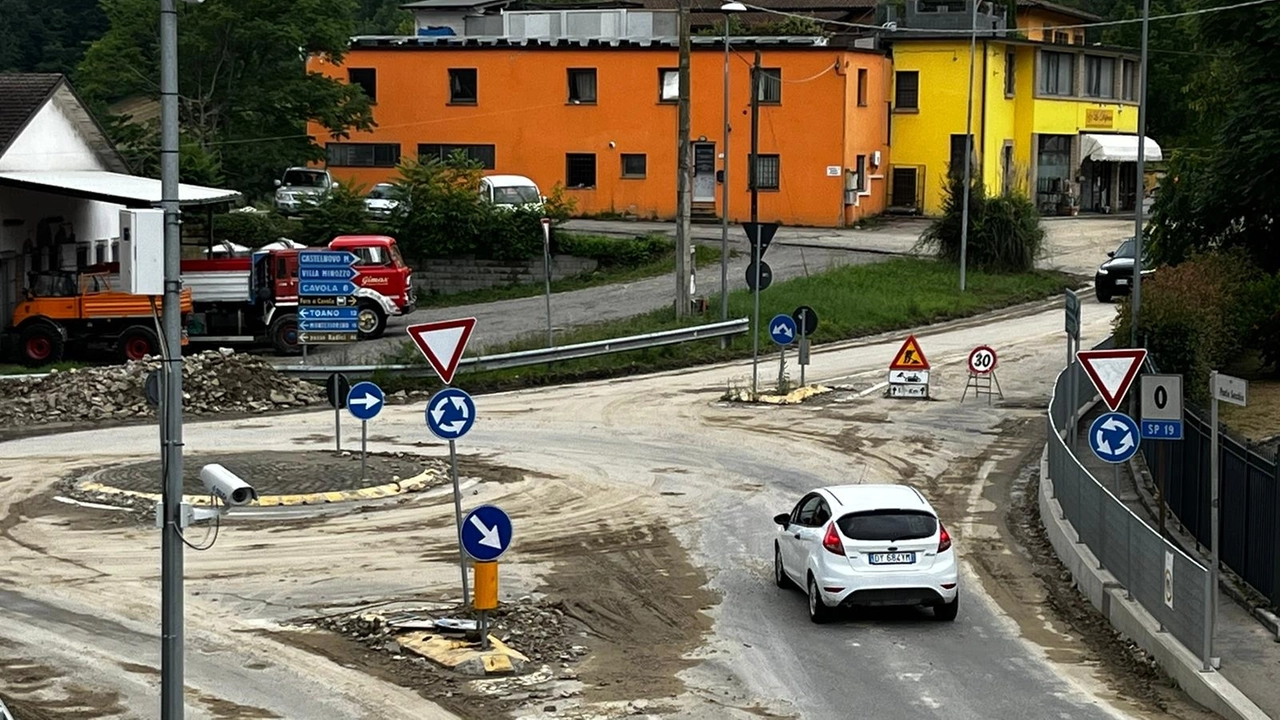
[{"xmin": 0, "ymin": 287, "xmax": 1213, "ymax": 719}]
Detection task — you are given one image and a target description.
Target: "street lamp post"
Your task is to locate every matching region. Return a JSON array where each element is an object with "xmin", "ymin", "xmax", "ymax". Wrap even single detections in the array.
[{"xmin": 720, "ymin": 1, "xmax": 746, "ymax": 328}]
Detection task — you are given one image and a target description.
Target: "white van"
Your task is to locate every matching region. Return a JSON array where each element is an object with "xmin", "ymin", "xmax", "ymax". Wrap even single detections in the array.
[{"xmin": 479, "ymin": 175, "xmax": 544, "ymax": 211}]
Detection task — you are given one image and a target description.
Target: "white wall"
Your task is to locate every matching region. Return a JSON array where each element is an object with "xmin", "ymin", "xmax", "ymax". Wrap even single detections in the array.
[
  {"xmin": 0, "ymin": 94, "xmax": 109, "ymax": 173},
  {"xmin": 0, "ymin": 187, "xmax": 122, "ymax": 264},
  {"xmin": 414, "ymin": 10, "xmax": 469, "ymax": 35}
]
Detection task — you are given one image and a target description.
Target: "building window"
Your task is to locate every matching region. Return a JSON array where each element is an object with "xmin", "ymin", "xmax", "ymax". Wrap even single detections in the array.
[
  {"xmin": 621, "ymin": 153, "xmax": 647, "ymax": 178},
  {"xmin": 348, "ymin": 68, "xmax": 377, "ymax": 103},
  {"xmin": 757, "ymin": 68, "xmax": 781, "ymax": 104},
  {"xmin": 417, "ymin": 143, "xmax": 496, "ymax": 169},
  {"xmin": 949, "ymin": 134, "xmax": 974, "ymax": 178},
  {"xmin": 891, "ymin": 167, "xmax": 918, "ymax": 208},
  {"xmin": 750, "ymin": 154, "xmax": 780, "ymax": 190},
  {"xmin": 568, "ymin": 68, "xmax": 597, "ymax": 104},
  {"xmin": 1035, "ymin": 134, "xmax": 1073, "ymax": 211},
  {"xmin": 326, "ymin": 142, "xmax": 400, "ymax": 167},
  {"xmin": 658, "ymin": 68, "xmax": 679, "ymax": 102},
  {"xmin": 1073, "ymin": 32, "xmax": 1085, "ymax": 45},
  {"xmin": 1053, "ymin": 31, "xmax": 1069, "ymax": 44},
  {"xmin": 1121, "ymin": 59, "xmax": 1138, "ymax": 101},
  {"xmin": 1005, "ymin": 51, "xmax": 1016, "ymax": 96},
  {"xmin": 855, "ymin": 154, "xmax": 868, "ymax": 192},
  {"xmin": 894, "ymin": 71, "xmax": 919, "ymax": 110},
  {"xmin": 1084, "ymin": 56, "xmax": 1115, "ymax": 99},
  {"xmin": 1038, "ymin": 51, "xmax": 1074, "ymax": 96},
  {"xmin": 449, "ymin": 69, "xmax": 477, "ymax": 104},
  {"xmin": 857, "ymin": 68, "xmax": 868, "ymax": 106},
  {"xmin": 566, "ymin": 153, "xmax": 596, "ymax": 188}
]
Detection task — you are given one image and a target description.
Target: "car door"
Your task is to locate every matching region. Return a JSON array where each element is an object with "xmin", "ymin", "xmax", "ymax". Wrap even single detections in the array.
[
  {"xmin": 794, "ymin": 498, "xmax": 832, "ymax": 573},
  {"xmin": 783, "ymin": 494, "xmax": 824, "ymax": 577}
]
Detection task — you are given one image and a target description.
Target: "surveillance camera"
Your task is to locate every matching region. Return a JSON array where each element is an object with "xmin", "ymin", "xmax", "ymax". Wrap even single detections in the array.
[{"xmin": 200, "ymin": 464, "xmax": 259, "ymax": 507}]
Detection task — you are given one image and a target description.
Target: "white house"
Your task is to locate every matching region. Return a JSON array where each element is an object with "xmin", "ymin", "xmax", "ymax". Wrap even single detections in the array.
[{"xmin": 0, "ymin": 73, "xmax": 239, "ymax": 325}]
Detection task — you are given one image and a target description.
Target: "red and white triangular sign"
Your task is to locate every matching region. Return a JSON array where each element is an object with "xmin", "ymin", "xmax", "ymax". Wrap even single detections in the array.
[
  {"xmin": 406, "ymin": 317, "xmax": 476, "ymax": 385},
  {"xmin": 1076, "ymin": 348, "xmax": 1147, "ymax": 411}
]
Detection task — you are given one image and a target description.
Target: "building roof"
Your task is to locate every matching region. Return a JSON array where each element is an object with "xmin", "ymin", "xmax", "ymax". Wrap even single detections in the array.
[
  {"xmin": 0, "ymin": 73, "xmax": 64, "ymax": 159},
  {"xmin": 0, "ymin": 170, "xmax": 242, "ymax": 208},
  {"xmin": 350, "ymin": 33, "xmax": 840, "ymax": 47},
  {"xmin": 1017, "ymin": 0, "xmax": 1101, "ymax": 22},
  {"xmin": 401, "ymin": 0, "xmax": 510, "ymax": 8}
]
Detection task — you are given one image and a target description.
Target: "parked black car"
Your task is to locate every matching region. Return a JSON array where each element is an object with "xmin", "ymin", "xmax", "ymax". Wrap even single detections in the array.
[{"xmin": 1095, "ymin": 237, "xmax": 1155, "ymax": 302}]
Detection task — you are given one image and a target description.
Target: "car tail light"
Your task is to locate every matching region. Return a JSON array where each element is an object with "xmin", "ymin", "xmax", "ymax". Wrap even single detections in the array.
[
  {"xmin": 823, "ymin": 522, "xmax": 845, "ymax": 556},
  {"xmin": 938, "ymin": 523, "xmax": 952, "ymax": 553}
]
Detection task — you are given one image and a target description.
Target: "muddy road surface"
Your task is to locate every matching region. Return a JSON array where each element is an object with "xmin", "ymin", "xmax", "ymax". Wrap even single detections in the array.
[{"xmin": 0, "ymin": 290, "xmax": 1215, "ymax": 719}]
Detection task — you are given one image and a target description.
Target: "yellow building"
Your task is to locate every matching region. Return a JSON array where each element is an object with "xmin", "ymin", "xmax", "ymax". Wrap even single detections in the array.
[{"xmin": 885, "ymin": 0, "xmax": 1159, "ymax": 216}]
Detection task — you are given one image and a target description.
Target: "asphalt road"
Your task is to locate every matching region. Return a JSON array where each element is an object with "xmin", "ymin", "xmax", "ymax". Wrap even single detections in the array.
[{"xmin": 0, "ymin": 287, "xmax": 1205, "ymax": 720}]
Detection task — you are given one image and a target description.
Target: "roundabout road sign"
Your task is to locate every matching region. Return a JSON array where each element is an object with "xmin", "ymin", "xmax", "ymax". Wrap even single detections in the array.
[
  {"xmin": 967, "ymin": 346, "xmax": 998, "ymax": 375},
  {"xmin": 426, "ymin": 387, "xmax": 476, "ymax": 440},
  {"xmin": 1089, "ymin": 411, "xmax": 1140, "ymax": 464}
]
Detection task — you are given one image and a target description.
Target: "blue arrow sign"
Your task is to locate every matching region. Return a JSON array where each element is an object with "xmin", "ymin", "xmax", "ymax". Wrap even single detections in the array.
[
  {"xmin": 298, "ymin": 250, "xmax": 358, "ymax": 266},
  {"xmin": 1141, "ymin": 419, "xmax": 1184, "ymax": 440},
  {"xmin": 426, "ymin": 387, "xmax": 475, "ymax": 440},
  {"xmin": 299, "ymin": 266, "xmax": 359, "ymax": 281},
  {"xmin": 769, "ymin": 314, "xmax": 797, "ymax": 345},
  {"xmin": 346, "ymin": 381, "xmax": 384, "ymax": 421},
  {"xmin": 299, "ymin": 319, "xmax": 359, "ymax": 332},
  {"xmin": 298, "ymin": 307, "xmax": 360, "ymax": 320},
  {"xmin": 1089, "ymin": 411, "xmax": 1140, "ymax": 464},
  {"xmin": 461, "ymin": 504, "xmax": 513, "ymax": 561},
  {"xmin": 299, "ymin": 280, "xmax": 358, "ymax": 296}
]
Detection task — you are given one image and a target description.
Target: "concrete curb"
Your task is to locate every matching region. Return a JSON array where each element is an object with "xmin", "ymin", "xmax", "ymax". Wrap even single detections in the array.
[
  {"xmin": 1125, "ymin": 453, "xmax": 1280, "ymax": 641},
  {"xmin": 1038, "ymin": 446, "xmax": 1270, "ymax": 720},
  {"xmin": 78, "ymin": 468, "xmax": 439, "ymax": 508}
]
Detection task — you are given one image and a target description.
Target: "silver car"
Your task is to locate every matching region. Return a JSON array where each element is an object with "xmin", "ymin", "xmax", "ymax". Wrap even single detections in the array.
[{"xmin": 274, "ymin": 167, "xmax": 336, "ymax": 215}]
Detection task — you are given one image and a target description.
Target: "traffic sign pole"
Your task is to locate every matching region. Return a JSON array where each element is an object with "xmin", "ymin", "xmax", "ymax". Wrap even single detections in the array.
[
  {"xmin": 361, "ymin": 420, "xmax": 368, "ymax": 479},
  {"xmin": 751, "ymin": 224, "xmax": 762, "ymax": 398},
  {"xmin": 1209, "ymin": 369, "xmax": 1219, "ymax": 671},
  {"xmin": 449, "ymin": 439, "xmax": 470, "ymax": 607}
]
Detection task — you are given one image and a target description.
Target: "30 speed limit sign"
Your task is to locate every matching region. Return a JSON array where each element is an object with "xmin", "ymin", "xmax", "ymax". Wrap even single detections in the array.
[{"xmin": 967, "ymin": 345, "xmax": 998, "ymax": 375}]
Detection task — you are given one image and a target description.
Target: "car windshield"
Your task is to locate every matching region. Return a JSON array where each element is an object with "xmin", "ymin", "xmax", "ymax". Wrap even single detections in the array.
[
  {"xmin": 368, "ymin": 184, "xmax": 396, "ymax": 200},
  {"xmin": 1114, "ymin": 239, "xmax": 1136, "ymax": 258},
  {"xmin": 493, "ymin": 185, "xmax": 540, "ymax": 205},
  {"xmin": 836, "ymin": 510, "xmax": 937, "ymax": 541},
  {"xmin": 283, "ymin": 170, "xmax": 328, "ymax": 187},
  {"xmin": 389, "ymin": 243, "xmax": 406, "ymax": 267}
]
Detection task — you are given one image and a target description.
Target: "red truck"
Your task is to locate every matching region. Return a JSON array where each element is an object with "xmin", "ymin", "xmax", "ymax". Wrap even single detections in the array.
[{"xmin": 94, "ymin": 235, "xmax": 415, "ymax": 356}]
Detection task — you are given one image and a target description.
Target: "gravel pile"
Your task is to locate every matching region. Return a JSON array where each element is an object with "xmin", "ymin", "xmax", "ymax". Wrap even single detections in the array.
[{"xmin": 0, "ymin": 349, "xmax": 325, "ymax": 425}]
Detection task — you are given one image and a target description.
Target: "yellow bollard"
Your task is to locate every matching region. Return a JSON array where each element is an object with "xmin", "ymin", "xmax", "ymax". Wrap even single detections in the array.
[{"xmin": 473, "ymin": 561, "xmax": 498, "ymax": 611}]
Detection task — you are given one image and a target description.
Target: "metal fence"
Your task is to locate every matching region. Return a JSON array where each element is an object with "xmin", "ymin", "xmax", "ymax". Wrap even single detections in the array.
[
  {"xmin": 1139, "ymin": 364, "xmax": 1280, "ymax": 606},
  {"xmin": 1047, "ymin": 356, "xmax": 1211, "ymax": 663}
]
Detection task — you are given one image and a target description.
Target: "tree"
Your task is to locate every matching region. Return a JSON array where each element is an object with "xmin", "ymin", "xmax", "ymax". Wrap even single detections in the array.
[
  {"xmin": 0, "ymin": 0, "xmax": 108, "ymax": 73},
  {"xmin": 76, "ymin": 0, "xmax": 374, "ymax": 193},
  {"xmin": 916, "ymin": 173, "xmax": 1045, "ymax": 274}
]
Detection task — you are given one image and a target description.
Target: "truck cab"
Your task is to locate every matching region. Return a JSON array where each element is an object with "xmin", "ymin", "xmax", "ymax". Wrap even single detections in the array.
[{"xmin": 329, "ymin": 235, "xmax": 416, "ymax": 320}]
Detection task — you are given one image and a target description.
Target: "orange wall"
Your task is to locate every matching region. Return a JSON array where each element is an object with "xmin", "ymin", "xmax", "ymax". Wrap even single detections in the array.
[{"xmin": 308, "ymin": 45, "xmax": 891, "ymax": 227}]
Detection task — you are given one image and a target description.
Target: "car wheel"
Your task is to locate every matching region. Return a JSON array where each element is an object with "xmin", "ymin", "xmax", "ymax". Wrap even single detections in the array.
[
  {"xmin": 118, "ymin": 325, "xmax": 160, "ymax": 362},
  {"xmin": 774, "ymin": 544, "xmax": 792, "ymax": 589},
  {"xmin": 807, "ymin": 575, "xmax": 832, "ymax": 624},
  {"xmin": 268, "ymin": 313, "xmax": 301, "ymax": 356},
  {"xmin": 934, "ymin": 592, "xmax": 959, "ymax": 622}
]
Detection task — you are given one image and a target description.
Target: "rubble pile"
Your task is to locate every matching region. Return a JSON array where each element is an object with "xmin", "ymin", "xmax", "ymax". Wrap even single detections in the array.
[{"xmin": 0, "ymin": 349, "xmax": 326, "ymax": 425}]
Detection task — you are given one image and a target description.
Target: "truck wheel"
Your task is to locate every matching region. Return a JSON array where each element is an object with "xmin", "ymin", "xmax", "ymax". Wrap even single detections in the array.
[
  {"xmin": 356, "ymin": 301, "xmax": 387, "ymax": 340},
  {"xmin": 118, "ymin": 326, "xmax": 160, "ymax": 362},
  {"xmin": 19, "ymin": 324, "xmax": 64, "ymax": 367},
  {"xmin": 269, "ymin": 313, "xmax": 301, "ymax": 355}
]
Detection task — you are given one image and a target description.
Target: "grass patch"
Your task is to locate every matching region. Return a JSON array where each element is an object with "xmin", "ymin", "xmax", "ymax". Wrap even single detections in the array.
[
  {"xmin": 377, "ymin": 257, "xmax": 1074, "ymax": 393},
  {"xmin": 414, "ymin": 234, "xmax": 724, "ymax": 309}
]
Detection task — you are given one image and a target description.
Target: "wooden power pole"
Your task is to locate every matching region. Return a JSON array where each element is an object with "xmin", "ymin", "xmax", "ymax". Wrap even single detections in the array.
[{"xmin": 675, "ymin": 0, "xmax": 693, "ymax": 318}]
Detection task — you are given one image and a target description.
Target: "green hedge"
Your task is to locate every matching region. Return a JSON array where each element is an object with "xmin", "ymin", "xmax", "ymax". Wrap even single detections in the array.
[{"xmin": 554, "ymin": 234, "xmax": 672, "ymax": 267}]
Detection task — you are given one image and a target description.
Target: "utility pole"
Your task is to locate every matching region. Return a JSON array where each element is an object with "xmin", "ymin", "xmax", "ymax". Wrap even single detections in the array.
[
  {"xmin": 749, "ymin": 50, "xmax": 762, "ymax": 397},
  {"xmin": 958, "ymin": 0, "xmax": 979, "ymax": 292},
  {"xmin": 1131, "ymin": 0, "xmax": 1150, "ymax": 349},
  {"xmin": 720, "ymin": 11, "xmax": 734, "ymax": 326},
  {"xmin": 675, "ymin": 0, "xmax": 693, "ymax": 318},
  {"xmin": 159, "ymin": 0, "xmax": 186, "ymax": 715}
]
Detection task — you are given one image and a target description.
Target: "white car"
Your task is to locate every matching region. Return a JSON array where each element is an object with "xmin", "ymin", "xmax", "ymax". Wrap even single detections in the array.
[
  {"xmin": 364, "ymin": 182, "xmax": 400, "ymax": 220},
  {"xmin": 773, "ymin": 484, "xmax": 959, "ymax": 623},
  {"xmin": 479, "ymin": 174, "xmax": 544, "ymax": 211}
]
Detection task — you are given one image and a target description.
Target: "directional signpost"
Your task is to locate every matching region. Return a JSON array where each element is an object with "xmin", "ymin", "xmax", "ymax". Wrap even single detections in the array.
[
  {"xmin": 888, "ymin": 335, "xmax": 931, "ymax": 399},
  {"xmin": 744, "ymin": 222, "xmax": 779, "ymax": 398},
  {"xmin": 326, "ymin": 372, "xmax": 351, "ymax": 451},
  {"xmin": 298, "ymin": 250, "xmax": 361, "ymax": 347},
  {"xmin": 461, "ymin": 504, "xmax": 513, "ymax": 649},
  {"xmin": 769, "ymin": 314, "xmax": 796, "ymax": 393},
  {"xmin": 346, "ymin": 380, "xmax": 384, "ymax": 479},
  {"xmin": 1208, "ymin": 370, "xmax": 1249, "ymax": 668},
  {"xmin": 792, "ymin": 305, "xmax": 818, "ymax": 386}
]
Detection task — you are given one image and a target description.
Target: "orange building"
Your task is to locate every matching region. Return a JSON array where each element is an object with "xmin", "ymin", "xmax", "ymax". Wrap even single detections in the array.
[{"xmin": 306, "ymin": 16, "xmax": 892, "ymax": 227}]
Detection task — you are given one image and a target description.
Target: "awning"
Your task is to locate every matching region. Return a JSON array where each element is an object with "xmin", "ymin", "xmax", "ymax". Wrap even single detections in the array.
[
  {"xmin": 1080, "ymin": 134, "xmax": 1163, "ymax": 163},
  {"xmin": 0, "ymin": 169, "xmax": 241, "ymax": 208}
]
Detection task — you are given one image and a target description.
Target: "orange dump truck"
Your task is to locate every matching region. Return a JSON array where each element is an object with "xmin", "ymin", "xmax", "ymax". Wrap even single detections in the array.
[{"xmin": 7, "ymin": 270, "xmax": 192, "ymax": 366}]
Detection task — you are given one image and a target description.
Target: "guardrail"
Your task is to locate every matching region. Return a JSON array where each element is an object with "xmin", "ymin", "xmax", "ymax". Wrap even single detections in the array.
[
  {"xmin": 1047, "ymin": 345, "xmax": 1212, "ymax": 666},
  {"xmin": 274, "ymin": 318, "xmax": 750, "ymax": 381}
]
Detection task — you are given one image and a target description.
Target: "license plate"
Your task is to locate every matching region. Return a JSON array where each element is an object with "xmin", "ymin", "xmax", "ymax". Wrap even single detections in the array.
[
  {"xmin": 1117, "ymin": 278, "xmax": 1130, "ymax": 286},
  {"xmin": 869, "ymin": 552, "xmax": 916, "ymax": 565}
]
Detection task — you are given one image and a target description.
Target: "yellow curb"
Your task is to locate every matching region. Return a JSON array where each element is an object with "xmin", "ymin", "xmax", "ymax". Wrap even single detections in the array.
[
  {"xmin": 77, "ymin": 468, "xmax": 439, "ymax": 508},
  {"xmin": 396, "ymin": 631, "xmax": 529, "ymax": 674}
]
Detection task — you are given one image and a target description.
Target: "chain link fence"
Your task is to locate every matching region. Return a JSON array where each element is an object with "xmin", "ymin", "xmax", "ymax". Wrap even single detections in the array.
[{"xmin": 1047, "ymin": 354, "xmax": 1211, "ymax": 665}]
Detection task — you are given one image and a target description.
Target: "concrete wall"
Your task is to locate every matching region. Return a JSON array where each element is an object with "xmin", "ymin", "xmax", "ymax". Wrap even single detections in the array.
[{"xmin": 414, "ymin": 254, "xmax": 598, "ymax": 295}]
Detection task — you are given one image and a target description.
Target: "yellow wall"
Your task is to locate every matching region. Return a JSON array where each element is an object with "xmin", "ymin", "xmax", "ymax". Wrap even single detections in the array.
[
  {"xmin": 1019, "ymin": 9, "xmax": 1087, "ymax": 44},
  {"xmin": 1031, "ymin": 98, "xmax": 1139, "ymax": 135}
]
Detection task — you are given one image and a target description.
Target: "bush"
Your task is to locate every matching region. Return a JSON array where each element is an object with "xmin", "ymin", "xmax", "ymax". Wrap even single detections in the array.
[
  {"xmin": 295, "ymin": 183, "xmax": 378, "ymax": 246},
  {"xmin": 210, "ymin": 211, "xmax": 291, "ymax": 249},
  {"xmin": 1113, "ymin": 249, "xmax": 1261, "ymax": 402},
  {"xmin": 1241, "ymin": 273, "xmax": 1280, "ymax": 374},
  {"xmin": 916, "ymin": 173, "xmax": 1044, "ymax": 273},
  {"xmin": 554, "ymin": 234, "xmax": 672, "ymax": 267}
]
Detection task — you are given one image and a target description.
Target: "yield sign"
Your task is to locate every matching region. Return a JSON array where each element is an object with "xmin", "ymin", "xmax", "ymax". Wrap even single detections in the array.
[
  {"xmin": 741, "ymin": 222, "xmax": 779, "ymax": 258},
  {"xmin": 1077, "ymin": 348, "xmax": 1147, "ymax": 411},
  {"xmin": 406, "ymin": 317, "xmax": 476, "ymax": 385}
]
